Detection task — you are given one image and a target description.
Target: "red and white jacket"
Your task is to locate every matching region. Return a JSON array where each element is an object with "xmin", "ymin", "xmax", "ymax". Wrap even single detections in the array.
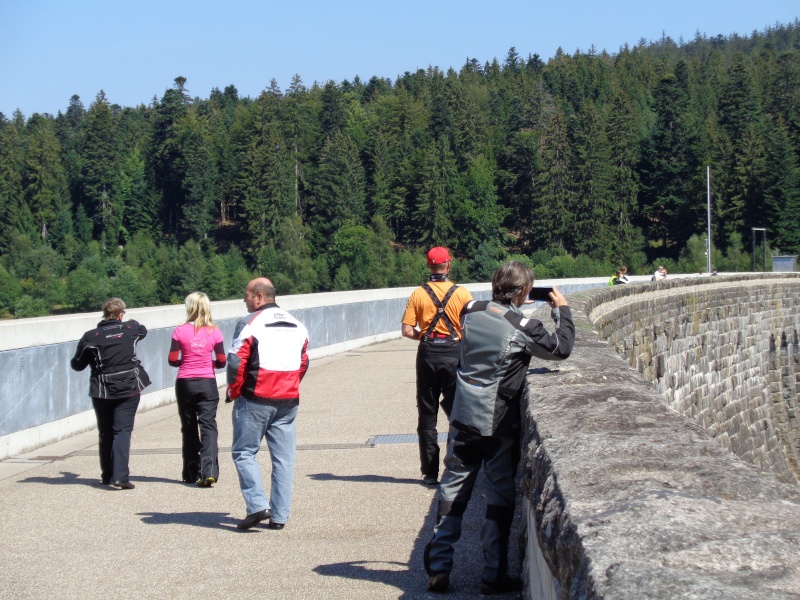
[{"xmin": 226, "ymin": 303, "xmax": 309, "ymax": 402}]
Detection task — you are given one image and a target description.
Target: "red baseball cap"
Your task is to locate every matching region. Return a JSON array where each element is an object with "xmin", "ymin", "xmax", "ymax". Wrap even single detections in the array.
[{"xmin": 427, "ymin": 247, "xmax": 451, "ymax": 265}]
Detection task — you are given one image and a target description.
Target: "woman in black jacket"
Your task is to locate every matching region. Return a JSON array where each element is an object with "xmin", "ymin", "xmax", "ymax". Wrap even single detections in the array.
[{"xmin": 71, "ymin": 297, "xmax": 151, "ymax": 489}]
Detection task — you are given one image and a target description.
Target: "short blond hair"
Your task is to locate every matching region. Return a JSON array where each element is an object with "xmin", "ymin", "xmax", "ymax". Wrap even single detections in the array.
[
  {"xmin": 102, "ymin": 297, "xmax": 126, "ymax": 320},
  {"xmin": 185, "ymin": 292, "xmax": 214, "ymax": 330}
]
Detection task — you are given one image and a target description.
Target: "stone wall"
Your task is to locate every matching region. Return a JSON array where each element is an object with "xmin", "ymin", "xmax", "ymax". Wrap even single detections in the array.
[
  {"xmin": 520, "ymin": 274, "xmax": 800, "ymax": 599},
  {"xmin": 589, "ymin": 274, "xmax": 800, "ymax": 482}
]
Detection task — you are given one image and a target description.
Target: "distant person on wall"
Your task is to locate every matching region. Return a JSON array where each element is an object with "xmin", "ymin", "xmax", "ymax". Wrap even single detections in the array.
[
  {"xmin": 401, "ymin": 247, "xmax": 473, "ymax": 485},
  {"xmin": 70, "ymin": 298, "xmax": 151, "ymax": 490},
  {"xmin": 424, "ymin": 261, "xmax": 575, "ymax": 594},
  {"xmin": 227, "ymin": 278, "xmax": 309, "ymax": 531},
  {"xmin": 652, "ymin": 265, "xmax": 667, "ymax": 281},
  {"xmin": 609, "ymin": 266, "xmax": 629, "ymax": 285},
  {"xmin": 168, "ymin": 292, "xmax": 226, "ymax": 487}
]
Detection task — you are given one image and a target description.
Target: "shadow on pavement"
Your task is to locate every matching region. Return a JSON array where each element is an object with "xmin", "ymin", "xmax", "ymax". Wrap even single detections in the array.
[
  {"xmin": 137, "ymin": 510, "xmax": 242, "ymax": 531},
  {"xmin": 20, "ymin": 471, "xmax": 195, "ymax": 488},
  {"xmin": 127, "ymin": 475, "xmax": 193, "ymax": 486},
  {"xmin": 314, "ymin": 561, "xmax": 412, "ymax": 589},
  {"xmin": 312, "ymin": 501, "xmax": 438, "ymax": 598},
  {"xmin": 307, "ymin": 472, "xmax": 424, "ymax": 485},
  {"xmin": 19, "ymin": 470, "xmax": 105, "ymax": 487},
  {"xmin": 312, "ymin": 470, "xmax": 524, "ymax": 598},
  {"xmin": 527, "ymin": 367, "xmax": 561, "ymax": 375}
]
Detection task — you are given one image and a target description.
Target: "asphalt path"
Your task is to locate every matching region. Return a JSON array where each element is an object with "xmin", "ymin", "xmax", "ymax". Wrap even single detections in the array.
[{"xmin": 0, "ymin": 337, "xmax": 522, "ymax": 599}]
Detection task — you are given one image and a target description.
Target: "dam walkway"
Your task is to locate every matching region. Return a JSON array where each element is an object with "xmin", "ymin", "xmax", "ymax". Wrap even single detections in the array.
[{"xmin": 0, "ymin": 338, "xmax": 523, "ymax": 600}]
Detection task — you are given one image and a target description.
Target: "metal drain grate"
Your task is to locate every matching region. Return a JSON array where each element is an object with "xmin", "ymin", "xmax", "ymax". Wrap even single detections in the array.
[
  {"xmin": 368, "ymin": 433, "xmax": 447, "ymax": 445},
  {"xmin": 69, "ymin": 443, "xmax": 370, "ymax": 457}
]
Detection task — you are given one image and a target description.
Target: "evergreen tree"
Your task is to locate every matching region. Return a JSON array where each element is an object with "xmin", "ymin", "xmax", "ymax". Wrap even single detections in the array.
[
  {"xmin": 368, "ymin": 131, "xmax": 393, "ymax": 220},
  {"xmin": 110, "ymin": 265, "xmax": 159, "ymax": 308},
  {"xmin": 446, "ymin": 74, "xmax": 487, "ymax": 168},
  {"xmin": 21, "ymin": 114, "xmax": 67, "ymax": 243},
  {"xmin": 529, "ymin": 107, "xmax": 573, "ymax": 250},
  {"xmin": 730, "ymin": 124, "xmax": 768, "ymax": 234},
  {"xmin": 66, "ymin": 265, "xmax": 110, "ymax": 312},
  {"xmin": 0, "ymin": 264, "xmax": 23, "ymax": 316},
  {"xmin": 762, "ymin": 118, "xmax": 800, "ymax": 253},
  {"xmin": 413, "ymin": 136, "xmax": 464, "ymax": 246},
  {"xmin": 455, "ymin": 154, "xmax": 507, "ymax": 255},
  {"xmin": 116, "ymin": 149, "xmax": 158, "ymax": 236},
  {"xmin": 173, "ymin": 240, "xmax": 206, "ymax": 297},
  {"xmin": 55, "ymin": 94, "xmax": 86, "ymax": 210},
  {"xmin": 606, "ymin": 89, "xmax": 644, "ymax": 262},
  {"xmin": 271, "ymin": 215, "xmax": 317, "ymax": 294},
  {"xmin": 176, "ymin": 111, "xmax": 219, "ymax": 242},
  {"xmin": 234, "ymin": 93, "xmax": 295, "ymax": 252},
  {"xmin": 1, "ymin": 21, "xmax": 800, "ymax": 313},
  {"xmin": 49, "ymin": 207, "xmax": 75, "ymax": 256},
  {"xmin": 0, "ymin": 116, "xmax": 24, "ymax": 251},
  {"xmin": 719, "ymin": 53, "xmax": 761, "ymax": 145},
  {"xmin": 329, "ymin": 220, "xmax": 393, "ymax": 290},
  {"xmin": 149, "ymin": 78, "xmax": 189, "ymax": 235},
  {"xmin": 74, "ymin": 203, "xmax": 93, "ymax": 247},
  {"xmin": 81, "ymin": 91, "xmax": 120, "ymax": 243},
  {"xmin": 281, "ymin": 74, "xmax": 317, "ymax": 220},
  {"xmin": 319, "ymin": 80, "xmax": 347, "ymax": 137},
  {"xmin": 637, "ymin": 67, "xmax": 704, "ymax": 255},
  {"xmin": 310, "ymin": 131, "xmax": 366, "ymax": 244},
  {"xmin": 568, "ymin": 101, "xmax": 616, "ymax": 259},
  {"xmin": 498, "ymin": 127, "xmax": 540, "ymax": 238},
  {"xmin": 767, "ymin": 52, "xmax": 800, "ymax": 151}
]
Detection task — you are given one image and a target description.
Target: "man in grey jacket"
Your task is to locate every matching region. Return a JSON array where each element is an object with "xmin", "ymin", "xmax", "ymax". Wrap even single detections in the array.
[{"xmin": 424, "ymin": 261, "xmax": 575, "ymax": 594}]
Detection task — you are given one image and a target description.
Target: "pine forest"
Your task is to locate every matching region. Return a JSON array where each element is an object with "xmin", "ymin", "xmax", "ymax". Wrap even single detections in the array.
[{"xmin": 1, "ymin": 22, "xmax": 799, "ymax": 317}]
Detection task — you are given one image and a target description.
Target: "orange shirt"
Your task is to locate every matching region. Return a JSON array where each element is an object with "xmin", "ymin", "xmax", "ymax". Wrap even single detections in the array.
[{"xmin": 402, "ymin": 281, "xmax": 473, "ymax": 339}]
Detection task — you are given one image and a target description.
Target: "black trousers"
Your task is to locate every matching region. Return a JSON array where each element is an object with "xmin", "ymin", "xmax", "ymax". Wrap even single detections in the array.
[
  {"xmin": 92, "ymin": 394, "xmax": 140, "ymax": 483},
  {"xmin": 425, "ymin": 429, "xmax": 521, "ymax": 582},
  {"xmin": 176, "ymin": 378, "xmax": 220, "ymax": 482},
  {"xmin": 416, "ymin": 340, "xmax": 460, "ymax": 479}
]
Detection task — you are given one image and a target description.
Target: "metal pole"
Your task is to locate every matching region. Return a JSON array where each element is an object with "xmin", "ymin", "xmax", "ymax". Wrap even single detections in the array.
[
  {"xmin": 706, "ymin": 166, "xmax": 712, "ymax": 274},
  {"xmin": 752, "ymin": 229, "xmax": 756, "ymax": 271}
]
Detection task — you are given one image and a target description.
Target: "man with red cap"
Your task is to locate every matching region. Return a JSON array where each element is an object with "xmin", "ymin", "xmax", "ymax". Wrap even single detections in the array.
[{"xmin": 401, "ymin": 247, "xmax": 473, "ymax": 485}]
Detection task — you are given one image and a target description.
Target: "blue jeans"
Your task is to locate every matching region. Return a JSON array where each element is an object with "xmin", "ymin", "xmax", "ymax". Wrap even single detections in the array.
[{"xmin": 231, "ymin": 397, "xmax": 298, "ymax": 524}]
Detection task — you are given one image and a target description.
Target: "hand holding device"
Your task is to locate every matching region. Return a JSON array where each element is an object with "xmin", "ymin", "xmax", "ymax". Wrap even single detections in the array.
[{"xmin": 528, "ymin": 287, "xmax": 553, "ymax": 301}]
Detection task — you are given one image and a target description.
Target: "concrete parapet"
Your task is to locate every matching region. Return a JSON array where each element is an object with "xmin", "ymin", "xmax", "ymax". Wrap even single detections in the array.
[
  {"xmin": 521, "ymin": 274, "xmax": 800, "ymax": 598},
  {"xmin": 0, "ymin": 278, "xmax": 603, "ymax": 460}
]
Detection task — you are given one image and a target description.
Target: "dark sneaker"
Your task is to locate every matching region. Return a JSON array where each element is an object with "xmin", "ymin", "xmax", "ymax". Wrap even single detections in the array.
[
  {"xmin": 480, "ymin": 575, "xmax": 522, "ymax": 595},
  {"xmin": 266, "ymin": 521, "xmax": 285, "ymax": 530},
  {"xmin": 236, "ymin": 509, "xmax": 271, "ymax": 530},
  {"xmin": 111, "ymin": 481, "xmax": 135, "ymax": 490},
  {"xmin": 196, "ymin": 477, "xmax": 216, "ymax": 487},
  {"xmin": 423, "ymin": 476, "xmax": 438, "ymax": 486},
  {"xmin": 427, "ymin": 573, "xmax": 449, "ymax": 593}
]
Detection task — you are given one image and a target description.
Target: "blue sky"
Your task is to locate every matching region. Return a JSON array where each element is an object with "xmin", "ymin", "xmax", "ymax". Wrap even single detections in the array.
[{"xmin": 1, "ymin": 0, "xmax": 797, "ymax": 117}]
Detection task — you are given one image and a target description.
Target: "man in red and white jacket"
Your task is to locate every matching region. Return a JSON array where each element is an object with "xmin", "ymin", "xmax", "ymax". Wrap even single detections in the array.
[{"xmin": 227, "ymin": 277, "xmax": 309, "ymax": 531}]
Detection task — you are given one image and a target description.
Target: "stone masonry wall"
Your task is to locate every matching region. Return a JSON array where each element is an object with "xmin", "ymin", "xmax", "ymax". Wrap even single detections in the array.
[
  {"xmin": 589, "ymin": 274, "xmax": 800, "ymax": 482},
  {"xmin": 519, "ymin": 274, "xmax": 800, "ymax": 599}
]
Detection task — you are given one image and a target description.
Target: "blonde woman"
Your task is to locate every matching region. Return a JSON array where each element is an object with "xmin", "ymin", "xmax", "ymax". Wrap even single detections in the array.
[{"xmin": 168, "ymin": 292, "xmax": 226, "ymax": 486}]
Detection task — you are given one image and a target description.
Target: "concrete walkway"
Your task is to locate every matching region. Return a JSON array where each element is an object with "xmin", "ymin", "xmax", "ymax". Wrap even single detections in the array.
[{"xmin": 0, "ymin": 338, "xmax": 522, "ymax": 600}]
